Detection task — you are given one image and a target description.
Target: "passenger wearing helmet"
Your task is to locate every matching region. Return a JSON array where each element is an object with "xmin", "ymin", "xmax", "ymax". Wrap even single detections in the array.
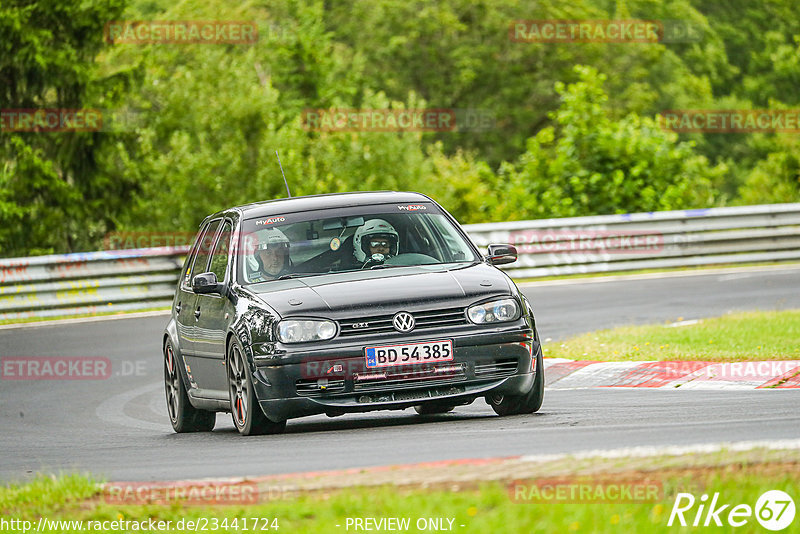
[
  {"xmin": 353, "ymin": 219, "xmax": 399, "ymax": 268},
  {"xmin": 248, "ymin": 227, "xmax": 291, "ymax": 282}
]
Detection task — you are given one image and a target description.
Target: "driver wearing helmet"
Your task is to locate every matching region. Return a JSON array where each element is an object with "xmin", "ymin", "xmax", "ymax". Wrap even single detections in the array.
[
  {"xmin": 248, "ymin": 227, "xmax": 291, "ymax": 282},
  {"xmin": 353, "ymin": 219, "xmax": 399, "ymax": 267}
]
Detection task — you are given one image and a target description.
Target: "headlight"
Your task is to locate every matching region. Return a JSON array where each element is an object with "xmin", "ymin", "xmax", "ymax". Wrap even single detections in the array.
[
  {"xmin": 467, "ymin": 298, "xmax": 519, "ymax": 324},
  {"xmin": 276, "ymin": 319, "xmax": 337, "ymax": 343}
]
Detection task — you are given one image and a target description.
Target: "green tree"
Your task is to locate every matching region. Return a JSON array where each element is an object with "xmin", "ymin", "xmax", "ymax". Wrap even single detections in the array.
[
  {"xmin": 0, "ymin": 0, "xmax": 132, "ymax": 256},
  {"xmin": 737, "ymin": 136, "xmax": 800, "ymax": 204},
  {"xmin": 668, "ymin": 0, "xmax": 800, "ymax": 199},
  {"xmin": 323, "ymin": 0, "xmax": 716, "ymax": 167},
  {"xmin": 106, "ymin": 0, "xmax": 492, "ymax": 233},
  {"xmin": 494, "ymin": 66, "xmax": 725, "ymax": 220}
]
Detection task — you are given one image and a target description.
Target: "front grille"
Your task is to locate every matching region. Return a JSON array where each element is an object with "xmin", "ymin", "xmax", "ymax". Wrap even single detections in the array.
[
  {"xmin": 295, "ymin": 378, "xmax": 346, "ymax": 396},
  {"xmin": 352, "ymin": 363, "xmax": 467, "ymax": 391},
  {"xmin": 338, "ymin": 307, "xmax": 467, "ymax": 337},
  {"xmin": 474, "ymin": 359, "xmax": 518, "ymax": 378}
]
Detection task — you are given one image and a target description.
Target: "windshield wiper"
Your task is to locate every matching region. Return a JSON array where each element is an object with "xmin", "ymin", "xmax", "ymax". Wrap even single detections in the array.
[{"xmin": 277, "ymin": 272, "xmax": 330, "ymax": 280}]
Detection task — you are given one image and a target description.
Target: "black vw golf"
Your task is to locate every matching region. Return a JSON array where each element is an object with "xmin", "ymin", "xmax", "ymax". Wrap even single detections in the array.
[{"xmin": 163, "ymin": 191, "xmax": 544, "ymax": 435}]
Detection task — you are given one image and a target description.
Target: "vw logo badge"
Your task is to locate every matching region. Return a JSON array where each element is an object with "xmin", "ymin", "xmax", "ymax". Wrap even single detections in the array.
[{"xmin": 392, "ymin": 312, "xmax": 415, "ymax": 333}]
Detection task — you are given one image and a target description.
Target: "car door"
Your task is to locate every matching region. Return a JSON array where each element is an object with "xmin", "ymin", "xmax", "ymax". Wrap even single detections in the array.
[
  {"xmin": 175, "ymin": 221, "xmax": 218, "ymax": 367},
  {"xmin": 181, "ymin": 218, "xmax": 222, "ymax": 392},
  {"xmin": 191, "ymin": 219, "xmax": 234, "ymax": 394}
]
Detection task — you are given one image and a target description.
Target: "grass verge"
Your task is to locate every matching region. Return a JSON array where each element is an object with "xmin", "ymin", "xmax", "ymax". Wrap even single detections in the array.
[
  {"xmin": 546, "ymin": 309, "xmax": 800, "ymax": 362},
  {"xmin": 2, "ymin": 448, "xmax": 799, "ymax": 533}
]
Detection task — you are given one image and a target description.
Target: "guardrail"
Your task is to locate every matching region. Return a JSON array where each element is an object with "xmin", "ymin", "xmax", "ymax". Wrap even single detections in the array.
[
  {"xmin": 1, "ymin": 203, "xmax": 798, "ymax": 320},
  {"xmin": 0, "ymin": 248, "xmax": 187, "ymax": 320},
  {"xmin": 465, "ymin": 203, "xmax": 800, "ymax": 278}
]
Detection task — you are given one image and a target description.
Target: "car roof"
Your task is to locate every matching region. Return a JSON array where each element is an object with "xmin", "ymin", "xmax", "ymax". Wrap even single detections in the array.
[{"xmin": 211, "ymin": 191, "xmax": 434, "ymax": 222}]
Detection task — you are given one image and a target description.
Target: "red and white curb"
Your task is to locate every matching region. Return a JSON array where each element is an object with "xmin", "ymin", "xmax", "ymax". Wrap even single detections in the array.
[{"xmin": 543, "ymin": 358, "xmax": 800, "ymax": 389}]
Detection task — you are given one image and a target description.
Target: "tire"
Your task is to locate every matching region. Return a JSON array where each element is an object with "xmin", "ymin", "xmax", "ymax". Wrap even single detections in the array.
[
  {"xmin": 486, "ymin": 392, "xmax": 523, "ymax": 416},
  {"xmin": 414, "ymin": 404, "xmax": 455, "ymax": 415},
  {"xmin": 487, "ymin": 346, "xmax": 545, "ymax": 416},
  {"xmin": 164, "ymin": 341, "xmax": 216, "ymax": 433},
  {"xmin": 228, "ymin": 339, "xmax": 286, "ymax": 436}
]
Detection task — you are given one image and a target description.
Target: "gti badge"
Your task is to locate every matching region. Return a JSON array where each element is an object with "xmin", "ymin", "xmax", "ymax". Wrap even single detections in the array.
[{"xmin": 392, "ymin": 312, "xmax": 415, "ymax": 333}]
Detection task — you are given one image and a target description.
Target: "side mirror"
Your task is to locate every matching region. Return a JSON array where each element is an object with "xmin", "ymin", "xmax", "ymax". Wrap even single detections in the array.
[
  {"xmin": 192, "ymin": 272, "xmax": 220, "ymax": 294},
  {"xmin": 486, "ymin": 244, "xmax": 517, "ymax": 266}
]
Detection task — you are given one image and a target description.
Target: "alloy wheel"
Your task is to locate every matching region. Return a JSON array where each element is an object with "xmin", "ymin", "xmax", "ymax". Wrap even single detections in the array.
[{"xmin": 229, "ymin": 344, "xmax": 248, "ymax": 427}]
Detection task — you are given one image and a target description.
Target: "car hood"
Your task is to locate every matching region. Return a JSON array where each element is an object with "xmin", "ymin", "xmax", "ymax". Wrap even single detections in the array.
[{"xmin": 245, "ymin": 263, "xmax": 514, "ymax": 318}]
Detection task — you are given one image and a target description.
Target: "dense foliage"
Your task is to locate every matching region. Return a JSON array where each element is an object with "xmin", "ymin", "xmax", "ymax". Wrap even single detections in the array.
[{"xmin": 1, "ymin": 0, "xmax": 798, "ymax": 256}]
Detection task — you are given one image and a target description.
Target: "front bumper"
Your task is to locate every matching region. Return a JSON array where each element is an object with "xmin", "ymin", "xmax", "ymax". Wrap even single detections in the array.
[{"xmin": 250, "ymin": 324, "xmax": 539, "ymax": 421}]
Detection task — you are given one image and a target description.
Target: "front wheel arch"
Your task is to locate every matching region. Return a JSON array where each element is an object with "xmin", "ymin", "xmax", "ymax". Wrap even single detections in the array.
[
  {"xmin": 163, "ymin": 333, "xmax": 192, "ymax": 393},
  {"xmin": 226, "ymin": 335, "xmax": 286, "ymax": 436}
]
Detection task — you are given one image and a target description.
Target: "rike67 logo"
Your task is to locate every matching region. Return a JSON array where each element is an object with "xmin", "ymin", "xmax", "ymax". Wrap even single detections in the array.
[{"xmin": 669, "ymin": 490, "xmax": 795, "ymax": 531}]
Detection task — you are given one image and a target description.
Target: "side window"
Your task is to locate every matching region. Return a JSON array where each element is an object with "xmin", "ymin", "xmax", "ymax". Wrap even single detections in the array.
[
  {"xmin": 181, "ymin": 227, "xmax": 208, "ymax": 288},
  {"xmin": 208, "ymin": 220, "xmax": 233, "ymax": 282},
  {"xmin": 184, "ymin": 219, "xmax": 221, "ymax": 287}
]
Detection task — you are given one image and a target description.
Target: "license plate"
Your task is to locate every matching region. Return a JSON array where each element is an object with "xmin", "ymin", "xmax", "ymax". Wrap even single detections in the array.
[{"xmin": 365, "ymin": 340, "xmax": 453, "ymax": 368}]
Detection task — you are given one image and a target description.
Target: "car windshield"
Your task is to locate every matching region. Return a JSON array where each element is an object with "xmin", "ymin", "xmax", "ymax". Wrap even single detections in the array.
[{"xmin": 238, "ymin": 202, "xmax": 480, "ymax": 284}]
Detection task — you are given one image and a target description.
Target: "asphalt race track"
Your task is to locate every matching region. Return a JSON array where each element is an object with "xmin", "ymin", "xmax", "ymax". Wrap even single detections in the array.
[{"xmin": 1, "ymin": 266, "xmax": 799, "ymax": 482}]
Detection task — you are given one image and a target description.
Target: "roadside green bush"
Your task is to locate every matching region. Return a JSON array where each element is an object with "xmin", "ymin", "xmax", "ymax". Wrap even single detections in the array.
[{"xmin": 494, "ymin": 66, "xmax": 726, "ymax": 220}]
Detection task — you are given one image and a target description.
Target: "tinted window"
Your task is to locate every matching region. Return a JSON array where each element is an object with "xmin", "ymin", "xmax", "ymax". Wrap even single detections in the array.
[
  {"xmin": 208, "ymin": 220, "xmax": 233, "ymax": 282},
  {"xmin": 180, "ymin": 227, "xmax": 205, "ymax": 288},
  {"xmin": 186, "ymin": 219, "xmax": 221, "ymax": 286}
]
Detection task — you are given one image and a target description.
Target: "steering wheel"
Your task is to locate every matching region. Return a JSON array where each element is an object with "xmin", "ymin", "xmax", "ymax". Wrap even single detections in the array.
[{"xmin": 361, "ymin": 253, "xmax": 386, "ymax": 269}]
